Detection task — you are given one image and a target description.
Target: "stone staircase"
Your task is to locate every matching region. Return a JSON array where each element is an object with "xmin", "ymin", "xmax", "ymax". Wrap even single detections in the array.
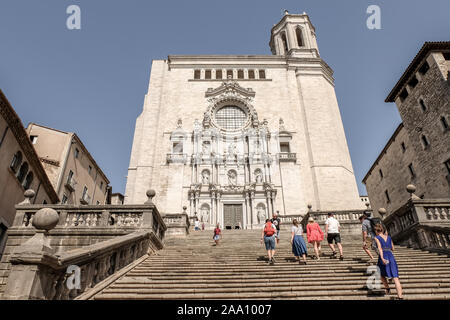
[{"xmin": 91, "ymin": 229, "xmax": 450, "ymax": 300}]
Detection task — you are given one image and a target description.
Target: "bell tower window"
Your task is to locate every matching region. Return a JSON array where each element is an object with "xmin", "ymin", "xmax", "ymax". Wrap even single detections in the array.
[
  {"xmin": 296, "ymin": 27, "xmax": 304, "ymax": 47},
  {"xmin": 281, "ymin": 32, "xmax": 288, "ymax": 54}
]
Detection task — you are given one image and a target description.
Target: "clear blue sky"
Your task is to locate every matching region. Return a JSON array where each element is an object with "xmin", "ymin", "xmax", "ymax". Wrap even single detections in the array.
[{"xmin": 1, "ymin": 0, "xmax": 449, "ymax": 196}]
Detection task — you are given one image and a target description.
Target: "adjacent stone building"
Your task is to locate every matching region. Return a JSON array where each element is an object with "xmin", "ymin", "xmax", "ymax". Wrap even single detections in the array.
[
  {"xmin": 26, "ymin": 123, "xmax": 110, "ymax": 206},
  {"xmin": 0, "ymin": 90, "xmax": 59, "ymax": 256},
  {"xmin": 125, "ymin": 12, "xmax": 365, "ymax": 229},
  {"xmin": 363, "ymin": 42, "xmax": 450, "ymax": 215}
]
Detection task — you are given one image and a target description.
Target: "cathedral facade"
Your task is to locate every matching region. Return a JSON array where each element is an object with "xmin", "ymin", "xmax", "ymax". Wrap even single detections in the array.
[{"xmin": 125, "ymin": 12, "xmax": 364, "ymax": 229}]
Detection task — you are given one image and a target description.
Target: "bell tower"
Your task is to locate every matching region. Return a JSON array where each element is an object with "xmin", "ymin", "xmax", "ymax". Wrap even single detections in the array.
[{"xmin": 269, "ymin": 10, "xmax": 320, "ymax": 58}]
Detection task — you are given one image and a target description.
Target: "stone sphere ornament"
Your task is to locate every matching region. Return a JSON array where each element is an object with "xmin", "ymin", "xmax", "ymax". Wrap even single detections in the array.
[
  {"xmin": 378, "ymin": 208, "xmax": 387, "ymax": 217},
  {"xmin": 24, "ymin": 189, "xmax": 35, "ymax": 199},
  {"xmin": 406, "ymin": 184, "xmax": 416, "ymax": 194},
  {"xmin": 145, "ymin": 189, "xmax": 156, "ymax": 204},
  {"xmin": 32, "ymin": 208, "xmax": 59, "ymax": 232}
]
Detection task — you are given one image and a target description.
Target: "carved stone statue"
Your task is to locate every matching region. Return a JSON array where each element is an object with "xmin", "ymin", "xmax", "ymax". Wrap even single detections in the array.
[
  {"xmin": 202, "ymin": 170, "xmax": 210, "ymax": 184},
  {"xmin": 257, "ymin": 206, "xmax": 266, "ymax": 224},
  {"xmin": 202, "ymin": 141, "xmax": 210, "ymax": 155},
  {"xmin": 228, "ymin": 143, "xmax": 237, "ymax": 156},
  {"xmin": 201, "ymin": 206, "xmax": 210, "ymax": 223},
  {"xmin": 227, "ymin": 170, "xmax": 237, "ymax": 186},
  {"xmin": 255, "ymin": 169, "xmax": 263, "ymax": 183},
  {"xmin": 177, "ymin": 118, "xmax": 182, "ymax": 129}
]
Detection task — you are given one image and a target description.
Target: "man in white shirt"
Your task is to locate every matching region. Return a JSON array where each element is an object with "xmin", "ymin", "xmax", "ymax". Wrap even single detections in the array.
[{"xmin": 325, "ymin": 212, "xmax": 344, "ymax": 260}]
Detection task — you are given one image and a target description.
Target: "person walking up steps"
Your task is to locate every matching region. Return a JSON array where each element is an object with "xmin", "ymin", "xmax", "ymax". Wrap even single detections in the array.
[
  {"xmin": 261, "ymin": 219, "xmax": 277, "ymax": 265},
  {"xmin": 306, "ymin": 217, "xmax": 324, "ymax": 260},
  {"xmin": 271, "ymin": 212, "xmax": 281, "ymax": 245},
  {"xmin": 325, "ymin": 213, "xmax": 344, "ymax": 260},
  {"xmin": 291, "ymin": 219, "xmax": 307, "ymax": 265},
  {"xmin": 194, "ymin": 217, "xmax": 200, "ymax": 231},
  {"xmin": 359, "ymin": 215, "xmax": 376, "ymax": 264},
  {"xmin": 213, "ymin": 223, "xmax": 221, "ymax": 246},
  {"xmin": 374, "ymin": 223, "xmax": 404, "ymax": 299}
]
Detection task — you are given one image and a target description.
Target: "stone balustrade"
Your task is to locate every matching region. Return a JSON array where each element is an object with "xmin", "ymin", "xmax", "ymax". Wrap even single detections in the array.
[
  {"xmin": 382, "ymin": 190, "xmax": 450, "ymax": 254},
  {"xmin": 163, "ymin": 207, "xmax": 190, "ymax": 237},
  {"xmin": 0, "ymin": 189, "xmax": 167, "ymax": 299},
  {"xmin": 4, "ymin": 230, "xmax": 151, "ymax": 300},
  {"xmin": 300, "ymin": 208, "xmax": 372, "ymax": 239}
]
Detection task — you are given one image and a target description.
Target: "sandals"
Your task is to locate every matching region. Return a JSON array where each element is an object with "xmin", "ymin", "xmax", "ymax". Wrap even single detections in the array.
[
  {"xmin": 385, "ymin": 288, "xmax": 391, "ymax": 295},
  {"xmin": 339, "ymin": 256, "xmax": 344, "ymax": 261}
]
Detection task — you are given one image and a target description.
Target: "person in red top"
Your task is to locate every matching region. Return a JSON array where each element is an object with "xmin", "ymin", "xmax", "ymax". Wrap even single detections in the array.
[
  {"xmin": 306, "ymin": 217, "xmax": 324, "ymax": 260},
  {"xmin": 213, "ymin": 224, "xmax": 221, "ymax": 246}
]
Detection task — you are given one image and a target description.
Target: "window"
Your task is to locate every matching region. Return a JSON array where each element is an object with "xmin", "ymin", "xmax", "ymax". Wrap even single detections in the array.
[
  {"xmin": 205, "ymin": 70, "xmax": 211, "ymax": 79},
  {"xmin": 281, "ymin": 32, "xmax": 288, "ymax": 54},
  {"xmin": 100, "ymin": 181, "xmax": 103, "ymax": 190},
  {"xmin": 173, "ymin": 142, "xmax": 183, "ymax": 153},
  {"xmin": 88, "ymin": 165, "xmax": 92, "ymax": 174},
  {"xmin": 399, "ymin": 89, "xmax": 409, "ymax": 102},
  {"xmin": 379, "ymin": 169, "xmax": 384, "ymax": 179},
  {"xmin": 216, "ymin": 69, "xmax": 222, "ymax": 79},
  {"xmin": 226, "ymin": 70, "xmax": 233, "ymax": 79},
  {"xmin": 17, "ymin": 162, "xmax": 29, "ymax": 184},
  {"xmin": 444, "ymin": 159, "xmax": 450, "ymax": 175},
  {"xmin": 295, "ymin": 27, "xmax": 304, "ymax": 47},
  {"xmin": 401, "ymin": 142, "xmax": 406, "ymax": 153},
  {"xmin": 441, "ymin": 116, "xmax": 449, "ymax": 130},
  {"xmin": 10, "ymin": 151, "xmax": 22, "ymax": 173},
  {"xmin": 444, "ymin": 52, "xmax": 450, "ymax": 60},
  {"xmin": 43, "ymin": 200, "xmax": 47, "ymax": 205},
  {"xmin": 23, "ymin": 171, "xmax": 33, "ymax": 189},
  {"xmin": 74, "ymin": 148, "xmax": 79, "ymax": 158},
  {"xmin": 280, "ymin": 142, "xmax": 290, "ymax": 153},
  {"xmin": 67, "ymin": 170, "xmax": 74, "ymax": 184},
  {"xmin": 419, "ymin": 99, "xmax": 427, "ymax": 112},
  {"xmin": 259, "ymin": 70, "xmax": 266, "ymax": 79},
  {"xmin": 61, "ymin": 194, "xmax": 68, "ymax": 204},
  {"xmin": 82, "ymin": 186, "xmax": 88, "ymax": 199},
  {"xmin": 421, "ymin": 135, "xmax": 430, "ymax": 148},
  {"xmin": 408, "ymin": 76, "xmax": 418, "ymax": 89},
  {"xmin": 385, "ymin": 190, "xmax": 391, "ymax": 203},
  {"xmin": 237, "ymin": 69, "xmax": 244, "ymax": 79},
  {"xmin": 408, "ymin": 163, "xmax": 415, "ymax": 178},
  {"xmin": 248, "ymin": 70, "xmax": 255, "ymax": 79},
  {"xmin": 418, "ymin": 61, "xmax": 430, "ymax": 75},
  {"xmin": 30, "ymin": 135, "xmax": 38, "ymax": 144},
  {"xmin": 194, "ymin": 70, "xmax": 201, "ymax": 79},
  {"xmin": 215, "ymin": 106, "xmax": 247, "ymax": 130}
]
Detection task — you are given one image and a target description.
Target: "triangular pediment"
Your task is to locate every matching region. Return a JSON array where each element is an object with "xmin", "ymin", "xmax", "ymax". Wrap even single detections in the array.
[{"xmin": 205, "ymin": 79, "xmax": 255, "ymax": 98}]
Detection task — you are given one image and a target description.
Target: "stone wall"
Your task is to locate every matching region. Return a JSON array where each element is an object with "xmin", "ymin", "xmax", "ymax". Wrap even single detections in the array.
[
  {"xmin": 364, "ymin": 124, "xmax": 418, "ymax": 216},
  {"xmin": 364, "ymin": 50, "xmax": 450, "ymax": 217},
  {"xmin": 395, "ymin": 52, "xmax": 450, "ymax": 201}
]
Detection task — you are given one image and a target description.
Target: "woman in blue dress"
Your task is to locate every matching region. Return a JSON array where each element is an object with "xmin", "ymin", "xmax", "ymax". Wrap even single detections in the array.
[
  {"xmin": 374, "ymin": 224, "xmax": 404, "ymax": 299},
  {"xmin": 291, "ymin": 219, "xmax": 308, "ymax": 265}
]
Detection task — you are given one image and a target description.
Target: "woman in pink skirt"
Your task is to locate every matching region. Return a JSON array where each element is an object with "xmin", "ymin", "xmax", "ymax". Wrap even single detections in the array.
[{"xmin": 306, "ymin": 217, "xmax": 324, "ymax": 260}]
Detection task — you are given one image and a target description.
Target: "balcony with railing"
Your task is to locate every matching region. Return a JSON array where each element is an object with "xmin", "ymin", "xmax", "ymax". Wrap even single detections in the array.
[
  {"xmin": 277, "ymin": 152, "xmax": 297, "ymax": 162},
  {"xmin": 80, "ymin": 193, "xmax": 91, "ymax": 205},
  {"xmin": 65, "ymin": 177, "xmax": 77, "ymax": 192}
]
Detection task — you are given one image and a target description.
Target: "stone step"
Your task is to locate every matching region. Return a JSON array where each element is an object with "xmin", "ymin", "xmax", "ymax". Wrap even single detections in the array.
[
  {"xmin": 110, "ymin": 278, "xmax": 450, "ymax": 289},
  {"xmin": 90, "ymin": 229, "xmax": 450, "ymax": 300},
  {"xmin": 94, "ymin": 287, "xmax": 450, "ymax": 300}
]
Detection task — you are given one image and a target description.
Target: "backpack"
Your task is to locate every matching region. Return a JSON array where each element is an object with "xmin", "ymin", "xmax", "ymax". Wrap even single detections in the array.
[
  {"xmin": 264, "ymin": 222, "xmax": 275, "ymax": 236},
  {"xmin": 368, "ymin": 216, "xmax": 383, "ymax": 231}
]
